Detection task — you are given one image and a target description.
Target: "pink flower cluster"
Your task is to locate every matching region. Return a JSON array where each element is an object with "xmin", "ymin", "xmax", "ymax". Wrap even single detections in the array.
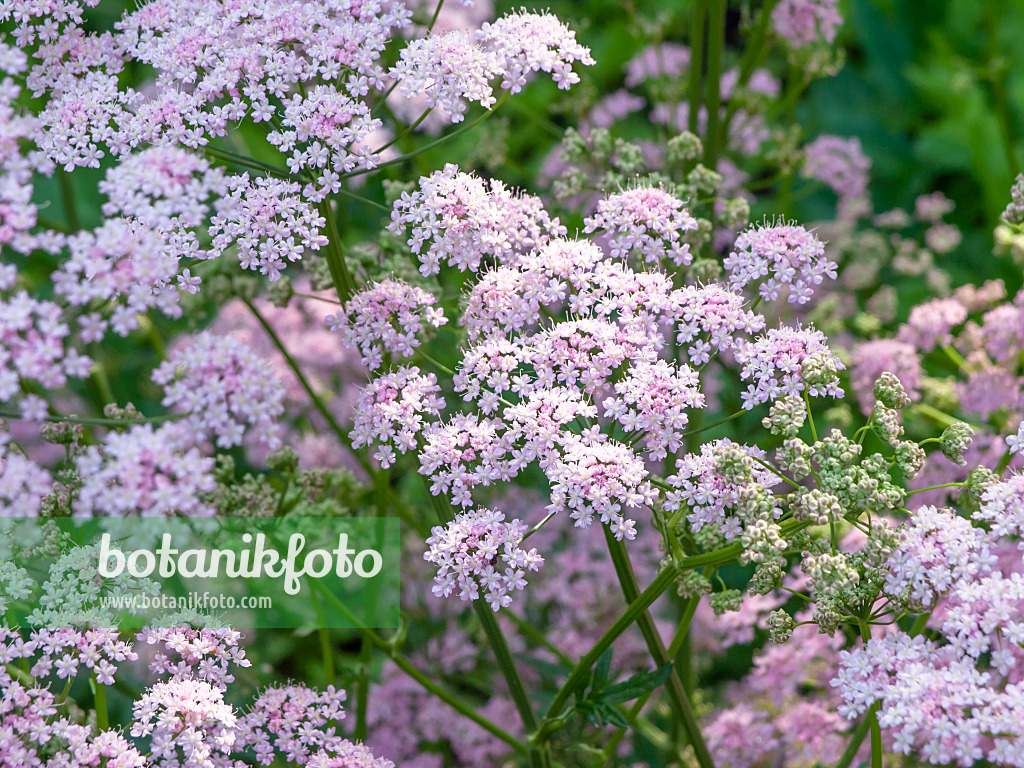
[
  {"xmin": 208, "ymin": 174, "xmax": 329, "ymax": 282},
  {"xmin": 883, "ymin": 504, "xmax": 995, "ymax": 608},
  {"xmin": 848, "ymin": 339, "xmax": 922, "ymax": 415},
  {"xmin": 327, "ymin": 278, "xmax": 447, "ymax": 370},
  {"xmin": 724, "ymin": 220, "xmax": 837, "ymax": 305},
  {"xmin": 0, "ymin": 287, "xmax": 91, "ymax": 405},
  {"xmin": 802, "ymin": 135, "xmax": 871, "ymax": 200},
  {"xmin": 734, "ymin": 324, "xmax": 845, "ymax": 409},
  {"xmin": 425, "ymin": 507, "xmax": 543, "ymax": 610},
  {"xmin": 583, "ymin": 184, "xmax": 698, "ymax": 266},
  {"xmin": 391, "ymin": 10, "xmax": 592, "ymax": 123},
  {"xmin": 74, "ymin": 423, "xmax": 217, "ymax": 516},
  {"xmin": 602, "ymin": 359, "xmax": 704, "ymax": 460},
  {"xmin": 772, "ymin": 0, "xmax": 843, "ymax": 46},
  {"xmin": 351, "ymin": 365, "xmax": 445, "ymax": 469},
  {"xmin": 389, "ymin": 164, "xmax": 565, "ymax": 275},
  {"xmin": 833, "ymin": 475, "xmax": 1024, "ymax": 765},
  {"xmin": 153, "ymin": 331, "xmax": 287, "ymax": 450},
  {"xmin": 664, "ymin": 439, "xmax": 780, "ymax": 536}
]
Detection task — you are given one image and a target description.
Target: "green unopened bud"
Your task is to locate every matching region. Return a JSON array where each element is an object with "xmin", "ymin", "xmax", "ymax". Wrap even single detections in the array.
[
  {"xmin": 1003, "ymin": 173, "xmax": 1024, "ymax": 226},
  {"xmin": 666, "ymin": 131, "xmax": 703, "ymax": 163},
  {"xmin": 41, "ymin": 422, "xmax": 84, "ymax": 446},
  {"xmin": 763, "ymin": 394, "xmax": 806, "ymax": 438},
  {"xmin": 709, "ymin": 588, "xmax": 743, "ymax": 616},
  {"xmin": 677, "ymin": 570, "xmax": 712, "ymax": 598},
  {"xmin": 766, "ymin": 609, "xmax": 795, "ymax": 644},
  {"xmin": 894, "ymin": 441, "xmax": 926, "ymax": 479},
  {"xmin": 802, "ymin": 351, "xmax": 841, "ymax": 388},
  {"xmin": 940, "ymin": 422, "xmax": 974, "ymax": 466},
  {"xmin": 965, "ymin": 465, "xmax": 998, "ymax": 502},
  {"xmin": 718, "ymin": 197, "xmax": 751, "ymax": 229},
  {"xmin": 611, "ymin": 139, "xmax": 644, "ymax": 174},
  {"xmin": 748, "ymin": 559, "xmax": 784, "ymax": 595},
  {"xmin": 686, "ymin": 164, "xmax": 722, "ymax": 196},
  {"xmin": 266, "ymin": 446, "xmax": 300, "ymax": 474},
  {"xmin": 874, "ymin": 372, "xmax": 911, "ymax": 410},
  {"xmin": 590, "ymin": 128, "xmax": 614, "ymax": 158},
  {"xmin": 688, "ymin": 258, "xmax": 722, "ymax": 282}
]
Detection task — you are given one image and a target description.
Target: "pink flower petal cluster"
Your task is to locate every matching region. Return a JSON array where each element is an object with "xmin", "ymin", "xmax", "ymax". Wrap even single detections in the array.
[
  {"xmin": 237, "ymin": 684, "xmax": 349, "ymax": 764},
  {"xmin": 882, "ymin": 504, "xmax": 995, "ymax": 608},
  {"xmin": 327, "ymin": 278, "xmax": 447, "ymax": 370},
  {"xmin": 848, "ymin": 339, "xmax": 922, "ymax": 415},
  {"xmin": 130, "ymin": 678, "xmax": 239, "ymax": 765},
  {"xmin": 74, "ymin": 423, "xmax": 217, "ymax": 516},
  {"xmin": 602, "ymin": 359, "xmax": 704, "ymax": 460},
  {"xmin": 734, "ymin": 324, "xmax": 845, "ymax": 409},
  {"xmin": 547, "ymin": 434, "xmax": 652, "ymax": 540},
  {"xmin": 897, "ymin": 296, "xmax": 968, "ymax": 352},
  {"xmin": 802, "ymin": 135, "xmax": 871, "ymax": 199},
  {"xmin": 583, "ymin": 184, "xmax": 697, "ymax": 266},
  {"xmin": 724, "ymin": 220, "xmax": 836, "ymax": 305},
  {"xmin": 209, "ymin": 174, "xmax": 328, "ymax": 281},
  {"xmin": 425, "ymin": 506, "xmax": 543, "ymax": 610},
  {"xmin": 664, "ymin": 439, "xmax": 780, "ymax": 536},
  {"xmin": 0, "ymin": 290, "xmax": 91, "ymax": 401},
  {"xmin": 772, "ymin": 0, "xmax": 843, "ymax": 47},
  {"xmin": 391, "ymin": 31, "xmax": 501, "ymax": 122},
  {"xmin": 0, "ymin": 431, "xmax": 52, "ymax": 513},
  {"xmin": 475, "ymin": 10, "xmax": 595, "ymax": 94},
  {"xmin": 667, "ymin": 282, "xmax": 766, "ymax": 366},
  {"xmin": 351, "ymin": 365, "xmax": 445, "ymax": 468},
  {"xmin": 153, "ymin": 332, "xmax": 287, "ymax": 450},
  {"xmin": 389, "ymin": 163, "xmax": 565, "ymax": 275}
]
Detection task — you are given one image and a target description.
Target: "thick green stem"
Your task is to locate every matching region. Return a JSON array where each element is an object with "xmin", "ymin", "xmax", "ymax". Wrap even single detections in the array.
[
  {"xmin": 92, "ymin": 676, "xmax": 109, "ymax": 732},
  {"xmin": 603, "ymin": 530, "xmax": 715, "ymax": 768},
  {"xmin": 833, "ymin": 716, "xmax": 872, "ymax": 768},
  {"xmin": 984, "ymin": 0, "xmax": 1020, "ymax": 177},
  {"xmin": 703, "ymin": 0, "xmax": 726, "ymax": 169},
  {"xmin": 721, "ymin": 0, "xmax": 780, "ymax": 143},
  {"xmin": 859, "ymin": 623, "xmax": 883, "ymax": 768},
  {"xmin": 538, "ymin": 519, "xmax": 810, "ymax": 743},
  {"xmin": 688, "ymin": 2, "xmax": 707, "ymax": 135},
  {"xmin": 320, "ymin": 200, "xmax": 357, "ymax": 302},
  {"xmin": 599, "ymin": 595, "xmax": 701, "ymax": 766},
  {"xmin": 241, "ymin": 297, "xmax": 351, "ymax": 449}
]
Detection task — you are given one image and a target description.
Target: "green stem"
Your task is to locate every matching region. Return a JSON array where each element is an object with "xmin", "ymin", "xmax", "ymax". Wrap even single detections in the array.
[
  {"xmin": 347, "ymin": 93, "xmax": 510, "ymax": 180},
  {"xmin": 689, "ymin": 2, "xmax": 707, "ymax": 135},
  {"xmin": 599, "ymin": 595, "xmax": 701, "ymax": 767},
  {"xmin": 539, "ymin": 518, "xmax": 812, "ymax": 735},
  {"xmin": 58, "ymin": 169, "xmax": 80, "ymax": 231},
  {"xmin": 703, "ymin": 0, "xmax": 726, "ymax": 169},
  {"xmin": 681, "ymin": 409, "xmax": 746, "ymax": 439},
  {"xmin": 357, "ymin": 623, "xmax": 527, "ymax": 753},
  {"xmin": 241, "ymin": 297, "xmax": 350, "ymax": 448},
  {"xmin": 92, "ymin": 676, "xmax": 109, "ymax": 732},
  {"xmin": 474, "ymin": 603, "xmax": 548, "ymax": 768},
  {"xmin": 0, "ymin": 410, "xmax": 184, "ymax": 427},
  {"xmin": 721, "ymin": 0, "xmax": 780, "ymax": 143},
  {"xmin": 319, "ymin": 200, "xmax": 357, "ymax": 302},
  {"xmin": 905, "ymin": 482, "xmax": 965, "ymax": 496},
  {"xmin": 202, "ymin": 146, "xmax": 294, "ymax": 179},
  {"xmin": 859, "ymin": 623, "xmax": 883, "ymax": 768},
  {"xmin": 833, "ymin": 716, "xmax": 872, "ymax": 768},
  {"xmin": 603, "ymin": 531, "xmax": 716, "ymax": 768},
  {"xmin": 984, "ymin": 0, "xmax": 1020, "ymax": 177}
]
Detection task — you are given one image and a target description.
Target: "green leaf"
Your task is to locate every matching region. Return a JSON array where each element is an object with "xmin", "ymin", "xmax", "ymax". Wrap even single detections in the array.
[
  {"xmin": 598, "ymin": 663, "xmax": 673, "ymax": 705},
  {"xmin": 593, "ymin": 647, "xmax": 614, "ymax": 690}
]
